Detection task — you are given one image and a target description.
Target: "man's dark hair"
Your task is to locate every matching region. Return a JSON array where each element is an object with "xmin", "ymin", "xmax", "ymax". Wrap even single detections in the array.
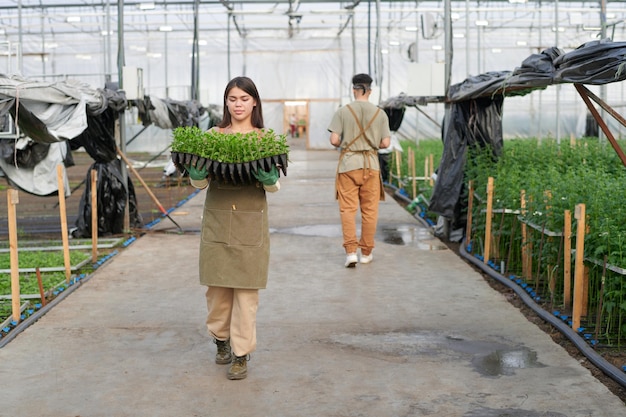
[
  {"xmin": 352, "ymin": 73, "xmax": 372, "ymax": 94},
  {"xmin": 352, "ymin": 73, "xmax": 373, "ymax": 85}
]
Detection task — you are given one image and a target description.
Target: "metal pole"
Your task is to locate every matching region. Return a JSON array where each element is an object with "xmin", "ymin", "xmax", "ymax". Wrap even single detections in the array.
[
  {"xmin": 18, "ymin": 0, "xmax": 23, "ymax": 73},
  {"xmin": 191, "ymin": 0, "xmax": 200, "ymax": 101},
  {"xmin": 444, "ymin": 0, "xmax": 452, "ymax": 95},
  {"xmin": 352, "ymin": 11, "xmax": 356, "ymax": 75},
  {"xmin": 164, "ymin": 8, "xmax": 169, "ymax": 97},
  {"xmin": 555, "ymin": 0, "xmax": 561, "ymax": 144},
  {"xmin": 368, "ymin": 0, "xmax": 371, "ymax": 75},
  {"xmin": 117, "ymin": 0, "xmax": 128, "ymax": 230},
  {"xmin": 105, "ymin": 0, "xmax": 111, "ymax": 82},
  {"xmin": 538, "ymin": 1, "xmax": 543, "ymax": 142},
  {"xmin": 465, "ymin": 0, "xmax": 469, "ymax": 77},
  {"xmin": 227, "ymin": 14, "xmax": 231, "ymax": 81},
  {"xmin": 599, "ymin": 0, "xmax": 607, "ymax": 142}
]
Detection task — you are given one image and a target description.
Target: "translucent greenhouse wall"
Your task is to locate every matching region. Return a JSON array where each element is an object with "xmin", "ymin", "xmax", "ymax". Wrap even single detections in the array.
[{"xmin": 3, "ymin": 1, "xmax": 626, "ymax": 151}]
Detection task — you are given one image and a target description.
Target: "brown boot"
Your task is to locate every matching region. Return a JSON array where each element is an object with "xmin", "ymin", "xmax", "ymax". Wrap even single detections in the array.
[
  {"xmin": 214, "ymin": 339, "xmax": 232, "ymax": 364},
  {"xmin": 227, "ymin": 355, "xmax": 249, "ymax": 380}
]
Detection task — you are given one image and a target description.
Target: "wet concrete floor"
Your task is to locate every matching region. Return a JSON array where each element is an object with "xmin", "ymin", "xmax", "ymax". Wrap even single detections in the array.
[{"xmin": 0, "ymin": 144, "xmax": 625, "ymax": 416}]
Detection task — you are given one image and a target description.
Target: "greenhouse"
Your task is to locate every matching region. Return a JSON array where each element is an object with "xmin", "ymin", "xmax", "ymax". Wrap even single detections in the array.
[{"xmin": 2, "ymin": 0, "xmax": 626, "ymax": 414}]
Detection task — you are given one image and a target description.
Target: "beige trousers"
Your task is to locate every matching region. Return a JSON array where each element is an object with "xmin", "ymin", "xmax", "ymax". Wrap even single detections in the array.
[
  {"xmin": 205, "ymin": 286, "xmax": 259, "ymax": 357},
  {"xmin": 336, "ymin": 169, "xmax": 380, "ymax": 255}
]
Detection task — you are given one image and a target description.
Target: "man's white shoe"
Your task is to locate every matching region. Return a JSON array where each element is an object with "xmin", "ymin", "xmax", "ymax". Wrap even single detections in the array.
[
  {"xmin": 360, "ymin": 253, "xmax": 373, "ymax": 264},
  {"xmin": 345, "ymin": 253, "xmax": 358, "ymax": 268}
]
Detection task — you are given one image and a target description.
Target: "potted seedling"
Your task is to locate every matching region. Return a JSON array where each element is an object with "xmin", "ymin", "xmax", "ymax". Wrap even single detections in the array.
[{"xmin": 170, "ymin": 126, "xmax": 289, "ymax": 184}]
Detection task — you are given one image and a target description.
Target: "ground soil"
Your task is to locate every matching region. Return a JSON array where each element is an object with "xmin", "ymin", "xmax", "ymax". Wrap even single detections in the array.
[{"xmin": 1, "ymin": 152, "xmax": 625, "ymax": 403}]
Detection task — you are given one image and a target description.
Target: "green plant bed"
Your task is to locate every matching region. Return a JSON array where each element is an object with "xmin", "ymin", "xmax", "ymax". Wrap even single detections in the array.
[
  {"xmin": 465, "ymin": 137, "xmax": 626, "ymax": 347},
  {"xmin": 171, "ymin": 127, "xmax": 289, "ymax": 185},
  {"xmin": 0, "ymin": 270, "xmax": 68, "ymax": 296},
  {"xmin": 0, "ymin": 250, "xmax": 91, "ymax": 272}
]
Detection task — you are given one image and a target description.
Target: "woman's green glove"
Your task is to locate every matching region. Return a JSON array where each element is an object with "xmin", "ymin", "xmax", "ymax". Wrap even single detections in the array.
[
  {"xmin": 253, "ymin": 165, "xmax": 279, "ymax": 185},
  {"xmin": 184, "ymin": 165, "xmax": 209, "ymax": 181}
]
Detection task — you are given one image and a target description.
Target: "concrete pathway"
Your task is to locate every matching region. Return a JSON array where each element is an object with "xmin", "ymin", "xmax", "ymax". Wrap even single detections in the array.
[{"xmin": 1, "ymin": 142, "xmax": 625, "ymax": 416}]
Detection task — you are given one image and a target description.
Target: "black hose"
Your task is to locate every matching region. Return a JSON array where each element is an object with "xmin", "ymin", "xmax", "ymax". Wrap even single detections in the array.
[{"xmin": 459, "ymin": 241, "xmax": 626, "ymax": 389}]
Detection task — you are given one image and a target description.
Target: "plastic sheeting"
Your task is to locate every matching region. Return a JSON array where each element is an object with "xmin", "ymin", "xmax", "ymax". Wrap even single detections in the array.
[
  {"xmin": 0, "ymin": 141, "xmax": 71, "ymax": 196},
  {"xmin": 385, "ymin": 39, "xmax": 626, "ymax": 235},
  {"xmin": 428, "ymin": 97, "xmax": 504, "ymax": 223},
  {"xmin": 0, "ymin": 74, "xmax": 208, "ymax": 236},
  {"xmin": 73, "ymin": 160, "xmax": 143, "ymax": 238}
]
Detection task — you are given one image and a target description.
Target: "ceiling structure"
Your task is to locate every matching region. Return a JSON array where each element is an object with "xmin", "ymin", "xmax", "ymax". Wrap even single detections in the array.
[{"xmin": 2, "ymin": 1, "xmax": 626, "ymax": 145}]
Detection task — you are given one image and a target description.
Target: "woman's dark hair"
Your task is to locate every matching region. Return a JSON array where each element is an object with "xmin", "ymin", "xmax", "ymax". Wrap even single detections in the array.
[{"xmin": 218, "ymin": 76, "xmax": 264, "ymax": 129}]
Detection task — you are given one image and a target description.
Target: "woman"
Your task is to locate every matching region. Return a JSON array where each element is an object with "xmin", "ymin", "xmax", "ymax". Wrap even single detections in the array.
[{"xmin": 184, "ymin": 76, "xmax": 280, "ymax": 380}]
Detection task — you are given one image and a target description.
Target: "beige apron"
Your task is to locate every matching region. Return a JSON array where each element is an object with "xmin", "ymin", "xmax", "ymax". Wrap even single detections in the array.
[
  {"xmin": 335, "ymin": 105, "xmax": 385, "ymax": 201},
  {"xmin": 199, "ymin": 181, "xmax": 269, "ymax": 289}
]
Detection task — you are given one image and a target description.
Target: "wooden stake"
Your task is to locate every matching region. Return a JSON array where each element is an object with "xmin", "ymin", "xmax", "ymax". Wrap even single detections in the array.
[
  {"xmin": 573, "ymin": 203, "xmax": 586, "ymax": 330},
  {"xmin": 465, "ymin": 180, "xmax": 474, "ymax": 247},
  {"xmin": 423, "ymin": 157, "xmax": 428, "ymax": 186},
  {"xmin": 91, "ymin": 169, "xmax": 98, "ymax": 263},
  {"xmin": 520, "ymin": 190, "xmax": 529, "ymax": 280},
  {"xmin": 563, "ymin": 209, "xmax": 572, "ymax": 311},
  {"xmin": 429, "ymin": 154, "xmax": 434, "ymax": 187},
  {"xmin": 483, "ymin": 177, "xmax": 494, "ymax": 264},
  {"xmin": 56, "ymin": 165, "xmax": 72, "ymax": 283},
  {"xmin": 395, "ymin": 149, "xmax": 402, "ymax": 188},
  {"xmin": 410, "ymin": 148, "xmax": 416, "ymax": 199},
  {"xmin": 7, "ymin": 189, "xmax": 20, "ymax": 323},
  {"xmin": 36, "ymin": 267, "xmax": 47, "ymax": 307}
]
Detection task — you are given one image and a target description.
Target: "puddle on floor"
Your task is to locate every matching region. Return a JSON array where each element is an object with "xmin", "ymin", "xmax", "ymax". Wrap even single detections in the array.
[
  {"xmin": 327, "ymin": 330, "xmax": 545, "ymax": 380},
  {"xmin": 380, "ymin": 225, "xmax": 447, "ymax": 250},
  {"xmin": 472, "ymin": 347, "xmax": 545, "ymax": 377},
  {"xmin": 463, "ymin": 408, "xmax": 567, "ymax": 417},
  {"xmin": 328, "ymin": 331, "xmax": 510, "ymax": 358},
  {"xmin": 273, "ymin": 224, "xmax": 447, "ymax": 250}
]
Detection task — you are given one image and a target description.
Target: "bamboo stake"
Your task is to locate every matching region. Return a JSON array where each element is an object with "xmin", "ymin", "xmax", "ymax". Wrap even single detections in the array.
[
  {"xmin": 394, "ymin": 149, "xmax": 402, "ymax": 188},
  {"xmin": 423, "ymin": 157, "xmax": 428, "ymax": 186},
  {"xmin": 410, "ymin": 148, "xmax": 416, "ymax": 199},
  {"xmin": 429, "ymin": 154, "xmax": 434, "ymax": 187},
  {"xmin": 7, "ymin": 189, "xmax": 20, "ymax": 323},
  {"xmin": 573, "ymin": 203, "xmax": 586, "ymax": 330},
  {"xmin": 36, "ymin": 267, "xmax": 47, "ymax": 307},
  {"xmin": 563, "ymin": 209, "xmax": 572, "ymax": 311},
  {"xmin": 582, "ymin": 265, "xmax": 589, "ymax": 317},
  {"xmin": 91, "ymin": 169, "xmax": 98, "ymax": 263},
  {"xmin": 465, "ymin": 180, "xmax": 474, "ymax": 247},
  {"xmin": 483, "ymin": 177, "xmax": 494, "ymax": 265},
  {"xmin": 594, "ymin": 256, "xmax": 607, "ymax": 342},
  {"xmin": 56, "ymin": 165, "xmax": 72, "ymax": 283},
  {"xmin": 520, "ymin": 190, "xmax": 530, "ymax": 280}
]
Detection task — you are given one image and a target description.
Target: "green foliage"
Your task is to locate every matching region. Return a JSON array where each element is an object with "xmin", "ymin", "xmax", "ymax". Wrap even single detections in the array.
[
  {"xmin": 0, "ymin": 250, "xmax": 90, "ymax": 270},
  {"xmin": 391, "ymin": 138, "xmax": 443, "ymax": 199},
  {"xmin": 466, "ymin": 137, "xmax": 626, "ymax": 347},
  {"xmin": 171, "ymin": 127, "xmax": 289, "ymax": 163},
  {"xmin": 0, "ymin": 271, "xmax": 68, "ymax": 296}
]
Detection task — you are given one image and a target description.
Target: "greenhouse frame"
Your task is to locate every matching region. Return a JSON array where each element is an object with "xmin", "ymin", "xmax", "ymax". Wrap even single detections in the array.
[{"xmin": 2, "ymin": 0, "xmax": 626, "ymax": 150}]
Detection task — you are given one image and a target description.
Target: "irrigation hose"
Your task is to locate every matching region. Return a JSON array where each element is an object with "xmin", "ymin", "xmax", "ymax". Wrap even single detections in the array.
[
  {"xmin": 388, "ymin": 182, "xmax": 626, "ymax": 388},
  {"xmin": 459, "ymin": 241, "xmax": 626, "ymax": 389}
]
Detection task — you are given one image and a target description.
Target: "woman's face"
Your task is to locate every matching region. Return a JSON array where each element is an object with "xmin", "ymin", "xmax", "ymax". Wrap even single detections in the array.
[{"xmin": 226, "ymin": 86, "xmax": 256, "ymax": 123}]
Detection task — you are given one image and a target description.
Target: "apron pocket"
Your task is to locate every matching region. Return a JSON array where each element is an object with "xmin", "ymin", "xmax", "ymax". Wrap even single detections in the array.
[{"xmin": 202, "ymin": 208, "xmax": 264, "ymax": 247}]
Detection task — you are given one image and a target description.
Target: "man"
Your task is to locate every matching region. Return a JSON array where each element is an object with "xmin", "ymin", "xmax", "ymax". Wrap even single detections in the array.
[{"xmin": 328, "ymin": 73, "xmax": 391, "ymax": 268}]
